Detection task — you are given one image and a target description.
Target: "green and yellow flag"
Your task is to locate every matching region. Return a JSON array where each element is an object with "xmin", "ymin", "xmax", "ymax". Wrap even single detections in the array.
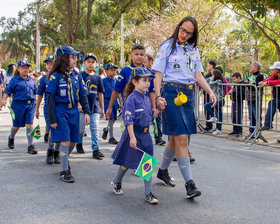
[
  {"xmin": 28, "ymin": 125, "xmax": 41, "ymax": 139},
  {"xmin": 153, "ymin": 118, "xmax": 158, "ymax": 137},
  {"xmin": 7, "ymin": 106, "xmax": 15, "ymax": 120},
  {"xmin": 120, "ymin": 122, "xmax": 125, "ymax": 134},
  {"xmin": 248, "ymin": 75, "xmax": 257, "ymax": 83},
  {"xmin": 135, "ymin": 152, "xmax": 159, "ymax": 181}
]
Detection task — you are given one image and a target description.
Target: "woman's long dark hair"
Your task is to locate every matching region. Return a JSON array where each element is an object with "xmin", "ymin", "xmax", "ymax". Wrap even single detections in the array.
[
  {"xmin": 124, "ymin": 76, "xmax": 141, "ymax": 102},
  {"xmin": 166, "ymin": 16, "xmax": 198, "ymax": 54},
  {"xmin": 47, "ymin": 54, "xmax": 70, "ymax": 80},
  {"xmin": 13, "ymin": 68, "xmax": 20, "ymax": 77},
  {"xmin": 7, "ymin": 64, "xmax": 15, "ymax": 76},
  {"xmin": 213, "ymin": 70, "xmax": 224, "ymax": 82}
]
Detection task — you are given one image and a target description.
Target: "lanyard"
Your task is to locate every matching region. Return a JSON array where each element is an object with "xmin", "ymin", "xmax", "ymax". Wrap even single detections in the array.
[{"xmin": 179, "ymin": 43, "xmax": 193, "ymax": 75}]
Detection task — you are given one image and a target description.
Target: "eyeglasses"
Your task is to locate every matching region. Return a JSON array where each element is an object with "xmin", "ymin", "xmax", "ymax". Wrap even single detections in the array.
[
  {"xmin": 69, "ymin": 55, "xmax": 78, "ymax": 60},
  {"xmin": 179, "ymin": 27, "xmax": 193, "ymax": 36},
  {"xmin": 21, "ymin": 65, "xmax": 30, "ymax": 69}
]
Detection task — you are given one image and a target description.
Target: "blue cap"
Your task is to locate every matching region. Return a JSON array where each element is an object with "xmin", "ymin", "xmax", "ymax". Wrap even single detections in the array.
[
  {"xmin": 43, "ymin": 55, "xmax": 55, "ymax": 62},
  {"xmin": 17, "ymin": 59, "xmax": 31, "ymax": 68},
  {"xmin": 84, "ymin": 53, "xmax": 97, "ymax": 62},
  {"xmin": 105, "ymin": 63, "xmax": 118, "ymax": 70},
  {"xmin": 56, "ymin": 46, "xmax": 80, "ymax": 57},
  {"xmin": 130, "ymin": 67, "xmax": 154, "ymax": 79}
]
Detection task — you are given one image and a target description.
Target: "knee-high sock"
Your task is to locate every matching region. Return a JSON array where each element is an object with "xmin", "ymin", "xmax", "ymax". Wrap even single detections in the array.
[
  {"xmin": 160, "ymin": 147, "xmax": 175, "ymax": 170},
  {"xmin": 54, "ymin": 142, "xmax": 61, "ymax": 152},
  {"xmin": 48, "ymin": 136, "xmax": 54, "ymax": 150},
  {"xmin": 26, "ymin": 128, "xmax": 33, "ymax": 147},
  {"xmin": 60, "ymin": 144, "xmax": 69, "ymax": 171},
  {"xmin": 108, "ymin": 121, "xmax": 114, "ymax": 139},
  {"xmin": 113, "ymin": 166, "xmax": 128, "ymax": 184},
  {"xmin": 69, "ymin": 145, "xmax": 75, "ymax": 155},
  {"xmin": 10, "ymin": 128, "xmax": 18, "ymax": 139},
  {"xmin": 144, "ymin": 177, "xmax": 152, "ymax": 196},
  {"xmin": 177, "ymin": 157, "xmax": 192, "ymax": 182}
]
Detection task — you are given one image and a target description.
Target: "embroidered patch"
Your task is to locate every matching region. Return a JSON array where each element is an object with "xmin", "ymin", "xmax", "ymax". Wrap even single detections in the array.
[
  {"xmin": 50, "ymin": 75, "xmax": 56, "ymax": 81},
  {"xmin": 125, "ymin": 111, "xmax": 132, "ymax": 115},
  {"xmin": 135, "ymin": 108, "xmax": 144, "ymax": 112},
  {"xmin": 60, "ymin": 89, "xmax": 66, "ymax": 96},
  {"xmin": 173, "ymin": 63, "xmax": 181, "ymax": 70}
]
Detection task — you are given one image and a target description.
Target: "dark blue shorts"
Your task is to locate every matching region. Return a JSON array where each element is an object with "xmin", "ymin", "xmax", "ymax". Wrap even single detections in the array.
[
  {"xmin": 11, "ymin": 100, "xmax": 36, "ymax": 127},
  {"xmin": 50, "ymin": 104, "xmax": 80, "ymax": 143},
  {"xmin": 161, "ymin": 84, "xmax": 197, "ymax": 136},
  {"xmin": 104, "ymin": 99, "xmax": 118, "ymax": 120}
]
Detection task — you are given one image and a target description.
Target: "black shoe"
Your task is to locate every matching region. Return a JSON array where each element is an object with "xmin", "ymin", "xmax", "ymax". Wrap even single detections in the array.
[
  {"xmin": 202, "ymin": 127, "xmax": 212, "ymax": 133},
  {"xmin": 46, "ymin": 149, "xmax": 54, "ymax": 164},
  {"xmin": 76, "ymin": 143, "xmax": 85, "ymax": 154},
  {"xmin": 228, "ymin": 131, "xmax": 238, "ymax": 136},
  {"xmin": 102, "ymin": 127, "xmax": 108, "ymax": 140},
  {"xmin": 260, "ymin": 126, "xmax": 270, "ymax": 131},
  {"xmin": 189, "ymin": 152, "xmax": 195, "ymax": 164},
  {"xmin": 54, "ymin": 150, "xmax": 60, "ymax": 164},
  {"xmin": 145, "ymin": 192, "xmax": 159, "ymax": 204},
  {"xmin": 92, "ymin": 150, "xmax": 103, "ymax": 160},
  {"xmin": 60, "ymin": 170, "xmax": 75, "ymax": 183},
  {"xmin": 8, "ymin": 136, "xmax": 14, "ymax": 149},
  {"xmin": 44, "ymin": 133, "xmax": 49, "ymax": 143},
  {"xmin": 235, "ymin": 132, "xmax": 242, "ymax": 138},
  {"xmin": 27, "ymin": 145, "xmax": 37, "ymax": 154},
  {"xmin": 157, "ymin": 168, "xmax": 175, "ymax": 187},
  {"xmin": 97, "ymin": 149, "xmax": 105, "ymax": 157},
  {"xmin": 185, "ymin": 180, "xmax": 201, "ymax": 199},
  {"xmin": 108, "ymin": 137, "xmax": 118, "ymax": 144},
  {"xmin": 173, "ymin": 157, "xmax": 177, "ymax": 161},
  {"xmin": 155, "ymin": 139, "xmax": 166, "ymax": 146},
  {"xmin": 84, "ymin": 132, "xmax": 87, "ymax": 137}
]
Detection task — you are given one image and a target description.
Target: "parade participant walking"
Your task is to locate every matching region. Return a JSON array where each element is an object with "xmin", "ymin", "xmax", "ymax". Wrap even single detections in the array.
[
  {"xmin": 1, "ymin": 60, "xmax": 38, "ymax": 154},
  {"xmin": 4, "ymin": 64, "xmax": 16, "ymax": 87},
  {"xmin": 35, "ymin": 55, "xmax": 61, "ymax": 164},
  {"xmin": 46, "ymin": 46, "xmax": 90, "ymax": 183},
  {"xmin": 153, "ymin": 16, "xmax": 216, "ymax": 199},
  {"xmin": 77, "ymin": 53, "xmax": 105, "ymax": 159},
  {"xmin": 111, "ymin": 67, "xmax": 160, "ymax": 204},
  {"xmin": 102, "ymin": 63, "xmax": 121, "ymax": 144},
  {"xmin": 105, "ymin": 44, "xmax": 155, "ymax": 120}
]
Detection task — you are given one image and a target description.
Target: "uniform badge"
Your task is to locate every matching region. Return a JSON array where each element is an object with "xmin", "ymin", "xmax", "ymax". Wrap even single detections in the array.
[
  {"xmin": 60, "ymin": 89, "xmax": 66, "ymax": 96},
  {"xmin": 50, "ymin": 75, "xmax": 56, "ymax": 81},
  {"xmin": 190, "ymin": 53, "xmax": 197, "ymax": 57},
  {"xmin": 158, "ymin": 49, "xmax": 164, "ymax": 53},
  {"xmin": 173, "ymin": 63, "xmax": 181, "ymax": 70}
]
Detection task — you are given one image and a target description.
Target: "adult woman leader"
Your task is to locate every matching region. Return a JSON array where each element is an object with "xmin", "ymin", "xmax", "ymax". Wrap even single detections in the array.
[{"xmin": 152, "ymin": 16, "xmax": 216, "ymax": 199}]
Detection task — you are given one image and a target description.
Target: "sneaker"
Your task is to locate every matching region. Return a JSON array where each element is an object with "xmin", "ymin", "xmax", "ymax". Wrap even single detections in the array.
[
  {"xmin": 173, "ymin": 157, "xmax": 177, "ymax": 161},
  {"xmin": 185, "ymin": 180, "xmax": 201, "ymax": 199},
  {"xmin": 260, "ymin": 126, "xmax": 270, "ymax": 131},
  {"xmin": 44, "ymin": 133, "xmax": 49, "ymax": 143},
  {"xmin": 97, "ymin": 149, "xmax": 105, "ymax": 157},
  {"xmin": 155, "ymin": 139, "xmax": 166, "ymax": 146},
  {"xmin": 207, "ymin": 117, "xmax": 217, "ymax": 122},
  {"xmin": 145, "ymin": 192, "xmax": 159, "ymax": 204},
  {"xmin": 54, "ymin": 150, "xmax": 61, "ymax": 164},
  {"xmin": 76, "ymin": 143, "xmax": 85, "ymax": 154},
  {"xmin": 27, "ymin": 145, "xmax": 38, "ymax": 154},
  {"xmin": 189, "ymin": 152, "xmax": 195, "ymax": 164},
  {"xmin": 228, "ymin": 131, "xmax": 238, "ymax": 136},
  {"xmin": 111, "ymin": 181, "xmax": 124, "ymax": 195},
  {"xmin": 235, "ymin": 132, "xmax": 242, "ymax": 138},
  {"xmin": 84, "ymin": 132, "xmax": 87, "ymax": 137},
  {"xmin": 157, "ymin": 168, "xmax": 175, "ymax": 187},
  {"xmin": 108, "ymin": 137, "xmax": 118, "ymax": 145},
  {"xmin": 46, "ymin": 149, "xmax": 54, "ymax": 164},
  {"xmin": 102, "ymin": 127, "xmax": 108, "ymax": 140},
  {"xmin": 212, "ymin": 129, "xmax": 222, "ymax": 135},
  {"xmin": 202, "ymin": 126, "xmax": 212, "ymax": 133},
  {"xmin": 8, "ymin": 136, "xmax": 15, "ymax": 149},
  {"xmin": 92, "ymin": 150, "xmax": 103, "ymax": 160},
  {"xmin": 60, "ymin": 170, "xmax": 75, "ymax": 183}
]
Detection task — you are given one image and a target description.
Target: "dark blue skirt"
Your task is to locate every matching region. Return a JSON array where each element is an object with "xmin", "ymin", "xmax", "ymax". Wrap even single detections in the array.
[
  {"xmin": 112, "ymin": 127, "xmax": 153, "ymax": 169},
  {"xmin": 161, "ymin": 84, "xmax": 197, "ymax": 136}
]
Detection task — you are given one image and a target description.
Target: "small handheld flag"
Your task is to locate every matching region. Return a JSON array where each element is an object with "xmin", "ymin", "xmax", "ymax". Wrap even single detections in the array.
[
  {"xmin": 120, "ymin": 122, "xmax": 125, "ymax": 134},
  {"xmin": 28, "ymin": 125, "xmax": 41, "ymax": 139},
  {"xmin": 7, "ymin": 106, "xmax": 15, "ymax": 120},
  {"xmin": 153, "ymin": 118, "xmax": 158, "ymax": 137},
  {"xmin": 135, "ymin": 149, "xmax": 159, "ymax": 181}
]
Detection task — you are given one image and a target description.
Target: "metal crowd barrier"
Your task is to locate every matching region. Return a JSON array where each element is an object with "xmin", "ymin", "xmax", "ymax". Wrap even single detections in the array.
[{"xmin": 194, "ymin": 82, "xmax": 280, "ymax": 144}]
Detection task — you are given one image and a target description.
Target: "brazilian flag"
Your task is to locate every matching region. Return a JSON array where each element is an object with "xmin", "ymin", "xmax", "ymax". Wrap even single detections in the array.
[
  {"xmin": 135, "ymin": 152, "xmax": 159, "ymax": 181},
  {"xmin": 120, "ymin": 122, "xmax": 125, "ymax": 134},
  {"xmin": 153, "ymin": 118, "xmax": 158, "ymax": 137},
  {"xmin": 7, "ymin": 106, "xmax": 15, "ymax": 120},
  {"xmin": 28, "ymin": 125, "xmax": 41, "ymax": 139},
  {"xmin": 248, "ymin": 75, "xmax": 257, "ymax": 83}
]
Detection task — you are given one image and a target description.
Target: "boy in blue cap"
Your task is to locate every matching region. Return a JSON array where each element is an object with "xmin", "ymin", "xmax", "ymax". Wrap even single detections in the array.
[
  {"xmin": 77, "ymin": 53, "xmax": 105, "ymax": 160},
  {"xmin": 102, "ymin": 63, "xmax": 122, "ymax": 144},
  {"xmin": 106, "ymin": 44, "xmax": 155, "ymax": 119},
  {"xmin": 36, "ymin": 55, "xmax": 61, "ymax": 164},
  {"xmin": 2, "ymin": 60, "xmax": 38, "ymax": 154},
  {"xmin": 46, "ymin": 46, "xmax": 90, "ymax": 183}
]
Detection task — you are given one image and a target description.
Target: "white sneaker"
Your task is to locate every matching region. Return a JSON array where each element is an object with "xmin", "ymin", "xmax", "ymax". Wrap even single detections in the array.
[
  {"xmin": 111, "ymin": 181, "xmax": 124, "ymax": 195},
  {"xmin": 212, "ymin": 129, "xmax": 222, "ymax": 135},
  {"xmin": 207, "ymin": 117, "xmax": 218, "ymax": 122}
]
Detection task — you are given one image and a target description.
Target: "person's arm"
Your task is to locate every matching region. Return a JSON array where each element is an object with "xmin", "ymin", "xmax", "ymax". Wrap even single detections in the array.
[
  {"xmin": 153, "ymin": 109, "xmax": 160, "ymax": 118},
  {"xmin": 98, "ymin": 92, "xmax": 104, "ymax": 118},
  {"xmin": 117, "ymin": 93, "xmax": 123, "ymax": 110},
  {"xmin": 127, "ymin": 124, "xmax": 137, "ymax": 149},
  {"xmin": 195, "ymin": 72, "xmax": 217, "ymax": 107},
  {"xmin": 259, "ymin": 74, "xmax": 279, "ymax": 87},
  {"xmin": 79, "ymin": 93, "xmax": 90, "ymax": 125},
  {"xmin": 1, "ymin": 92, "xmax": 9, "ymax": 107},
  {"xmin": 0, "ymin": 85, "xmax": 2, "ymax": 110},
  {"xmin": 154, "ymin": 71, "xmax": 167, "ymax": 111},
  {"xmin": 148, "ymin": 92, "xmax": 156, "ymax": 110},
  {"xmin": 35, "ymin": 95, "xmax": 43, "ymax": 119},
  {"xmin": 106, "ymin": 90, "xmax": 119, "ymax": 119},
  {"xmin": 47, "ymin": 93, "xmax": 58, "ymax": 129}
]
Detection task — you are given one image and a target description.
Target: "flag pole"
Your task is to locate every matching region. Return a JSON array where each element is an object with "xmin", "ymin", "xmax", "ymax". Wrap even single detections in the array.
[{"xmin": 136, "ymin": 147, "xmax": 145, "ymax": 153}]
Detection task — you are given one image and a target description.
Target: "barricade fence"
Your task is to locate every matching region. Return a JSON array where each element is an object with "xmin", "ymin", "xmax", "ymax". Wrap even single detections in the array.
[{"xmin": 194, "ymin": 82, "xmax": 280, "ymax": 144}]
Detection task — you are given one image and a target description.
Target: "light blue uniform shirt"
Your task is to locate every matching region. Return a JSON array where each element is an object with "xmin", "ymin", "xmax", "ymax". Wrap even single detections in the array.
[{"xmin": 152, "ymin": 39, "xmax": 204, "ymax": 84}]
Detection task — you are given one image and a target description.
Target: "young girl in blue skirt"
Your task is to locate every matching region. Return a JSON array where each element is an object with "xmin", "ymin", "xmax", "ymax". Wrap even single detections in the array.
[{"xmin": 111, "ymin": 67, "xmax": 160, "ymax": 204}]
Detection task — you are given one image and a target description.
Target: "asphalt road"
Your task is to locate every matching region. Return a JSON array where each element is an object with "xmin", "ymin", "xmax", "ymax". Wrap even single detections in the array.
[{"xmin": 1, "ymin": 106, "xmax": 280, "ymax": 224}]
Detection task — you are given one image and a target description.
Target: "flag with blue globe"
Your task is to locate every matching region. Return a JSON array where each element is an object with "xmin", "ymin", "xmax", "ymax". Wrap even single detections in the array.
[{"xmin": 135, "ymin": 151, "xmax": 159, "ymax": 181}]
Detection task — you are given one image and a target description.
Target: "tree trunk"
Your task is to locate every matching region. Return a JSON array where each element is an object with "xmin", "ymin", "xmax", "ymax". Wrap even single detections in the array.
[
  {"xmin": 66, "ymin": 0, "xmax": 75, "ymax": 45},
  {"xmin": 253, "ymin": 39, "xmax": 259, "ymax": 61},
  {"xmin": 86, "ymin": 0, "xmax": 95, "ymax": 39},
  {"xmin": 111, "ymin": 0, "xmax": 133, "ymax": 30},
  {"xmin": 74, "ymin": 0, "xmax": 81, "ymax": 42}
]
